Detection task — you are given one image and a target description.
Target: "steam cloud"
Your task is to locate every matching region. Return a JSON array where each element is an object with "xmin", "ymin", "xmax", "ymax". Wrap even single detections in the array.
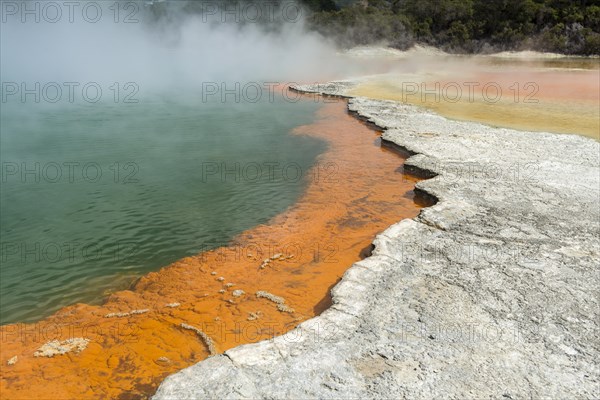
[{"xmin": 0, "ymin": 0, "xmax": 347, "ymax": 97}]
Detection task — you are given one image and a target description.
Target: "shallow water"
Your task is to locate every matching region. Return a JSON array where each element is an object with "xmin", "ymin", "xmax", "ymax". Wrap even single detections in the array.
[
  {"xmin": 348, "ymin": 55, "xmax": 600, "ymax": 140},
  {"xmin": 0, "ymin": 95, "xmax": 325, "ymax": 324}
]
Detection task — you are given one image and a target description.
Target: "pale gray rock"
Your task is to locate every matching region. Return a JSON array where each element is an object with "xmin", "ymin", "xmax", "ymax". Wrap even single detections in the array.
[{"xmin": 153, "ymin": 82, "xmax": 600, "ymax": 399}]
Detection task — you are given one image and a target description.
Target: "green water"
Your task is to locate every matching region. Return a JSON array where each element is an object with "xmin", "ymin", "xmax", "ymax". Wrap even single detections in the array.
[{"xmin": 0, "ymin": 94, "xmax": 325, "ymax": 324}]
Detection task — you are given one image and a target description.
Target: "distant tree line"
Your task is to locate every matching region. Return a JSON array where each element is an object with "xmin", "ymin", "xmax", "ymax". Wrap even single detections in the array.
[
  {"xmin": 144, "ymin": 0, "xmax": 599, "ymax": 55},
  {"xmin": 301, "ymin": 0, "xmax": 600, "ymax": 55}
]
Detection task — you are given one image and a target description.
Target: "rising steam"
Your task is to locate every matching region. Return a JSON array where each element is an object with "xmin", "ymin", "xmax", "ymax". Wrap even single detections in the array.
[{"xmin": 0, "ymin": 0, "xmax": 348, "ymax": 96}]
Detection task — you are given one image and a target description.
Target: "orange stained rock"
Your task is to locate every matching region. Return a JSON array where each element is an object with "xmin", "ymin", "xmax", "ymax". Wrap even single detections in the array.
[{"xmin": 0, "ymin": 96, "xmax": 426, "ymax": 399}]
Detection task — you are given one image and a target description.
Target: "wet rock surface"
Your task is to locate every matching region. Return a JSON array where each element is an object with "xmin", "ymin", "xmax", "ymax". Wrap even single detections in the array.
[{"xmin": 153, "ymin": 82, "xmax": 600, "ymax": 399}]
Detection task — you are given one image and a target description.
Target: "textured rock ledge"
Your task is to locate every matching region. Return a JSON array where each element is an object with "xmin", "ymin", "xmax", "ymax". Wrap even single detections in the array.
[{"xmin": 153, "ymin": 82, "xmax": 600, "ymax": 399}]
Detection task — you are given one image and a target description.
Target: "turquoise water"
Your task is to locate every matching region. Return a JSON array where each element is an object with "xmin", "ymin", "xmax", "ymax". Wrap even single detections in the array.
[{"xmin": 0, "ymin": 94, "xmax": 325, "ymax": 324}]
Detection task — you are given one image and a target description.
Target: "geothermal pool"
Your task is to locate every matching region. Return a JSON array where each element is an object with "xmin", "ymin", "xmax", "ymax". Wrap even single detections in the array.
[
  {"xmin": 1, "ymin": 40, "xmax": 597, "ymax": 399},
  {"xmin": 0, "ymin": 94, "xmax": 326, "ymax": 324}
]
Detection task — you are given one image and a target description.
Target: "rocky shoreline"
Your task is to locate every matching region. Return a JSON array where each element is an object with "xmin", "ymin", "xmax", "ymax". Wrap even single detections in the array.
[{"xmin": 153, "ymin": 82, "xmax": 600, "ymax": 399}]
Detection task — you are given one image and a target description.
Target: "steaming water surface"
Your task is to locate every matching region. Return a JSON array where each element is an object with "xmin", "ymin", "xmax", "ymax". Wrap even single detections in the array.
[
  {"xmin": 0, "ymin": 2, "xmax": 348, "ymax": 326},
  {"xmin": 0, "ymin": 95, "xmax": 325, "ymax": 324}
]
